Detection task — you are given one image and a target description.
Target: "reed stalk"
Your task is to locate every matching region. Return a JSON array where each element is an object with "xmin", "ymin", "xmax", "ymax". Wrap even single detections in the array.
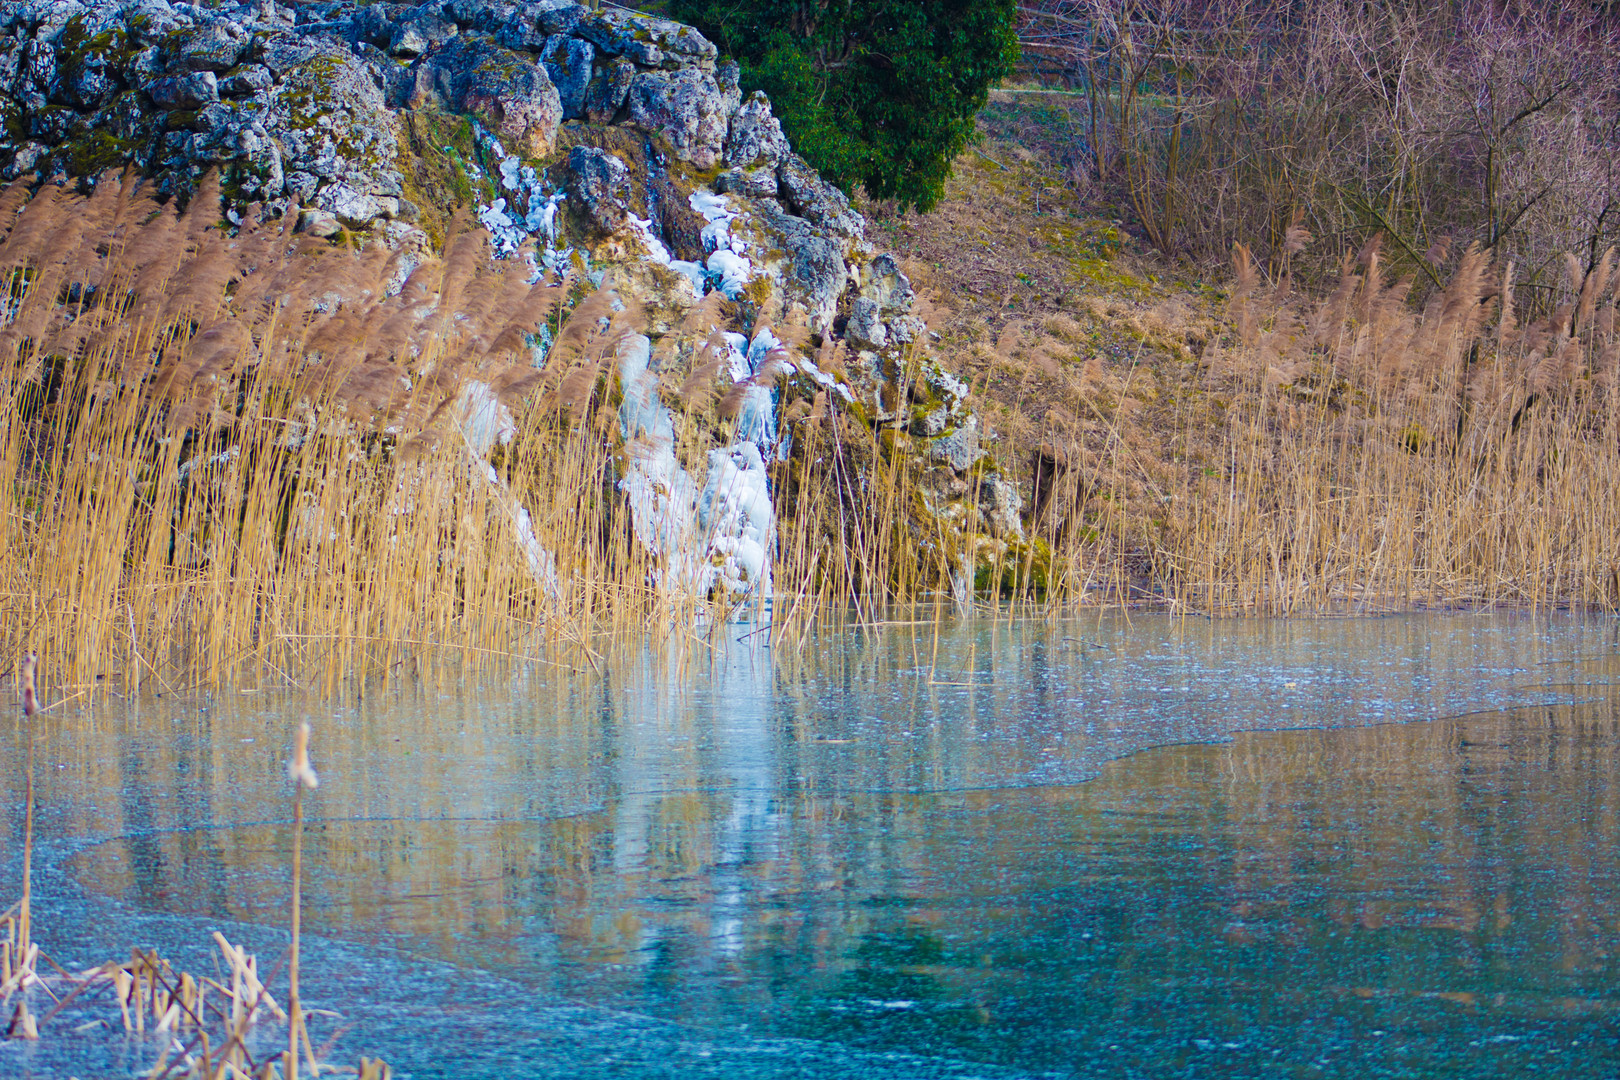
[
  {"xmin": 16, "ymin": 652, "xmax": 35, "ymax": 965},
  {"xmin": 285, "ymin": 722, "xmax": 318, "ymax": 1079}
]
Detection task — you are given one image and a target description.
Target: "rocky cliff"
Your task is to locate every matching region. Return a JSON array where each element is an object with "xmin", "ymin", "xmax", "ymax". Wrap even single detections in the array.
[{"xmin": 0, "ymin": 0, "xmax": 1031, "ymax": 607}]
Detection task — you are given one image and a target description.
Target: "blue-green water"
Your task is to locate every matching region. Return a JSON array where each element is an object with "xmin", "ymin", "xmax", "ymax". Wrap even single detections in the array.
[{"xmin": 4, "ymin": 613, "xmax": 1619, "ymax": 1077}]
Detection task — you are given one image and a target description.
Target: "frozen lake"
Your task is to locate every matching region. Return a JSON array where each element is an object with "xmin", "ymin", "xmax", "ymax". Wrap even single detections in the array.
[{"xmin": 4, "ymin": 612, "xmax": 1618, "ymax": 1077}]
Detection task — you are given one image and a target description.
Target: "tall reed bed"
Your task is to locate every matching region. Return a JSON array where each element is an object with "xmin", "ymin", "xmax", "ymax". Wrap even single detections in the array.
[
  {"xmin": 9, "ymin": 164, "xmax": 1614, "ymax": 689},
  {"xmin": 0, "ymin": 170, "xmax": 990, "ymax": 690},
  {"xmin": 1140, "ymin": 239, "xmax": 1620, "ymax": 611},
  {"xmin": 0, "ymin": 172, "xmax": 675, "ymax": 691}
]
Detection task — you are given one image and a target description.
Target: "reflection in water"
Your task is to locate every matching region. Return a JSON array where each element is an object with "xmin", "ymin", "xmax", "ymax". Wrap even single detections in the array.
[{"xmin": 7, "ymin": 613, "xmax": 1620, "ymax": 1077}]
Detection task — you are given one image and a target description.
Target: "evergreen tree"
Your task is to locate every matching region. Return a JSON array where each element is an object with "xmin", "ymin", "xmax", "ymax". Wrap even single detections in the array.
[{"xmin": 670, "ymin": 0, "xmax": 1019, "ymax": 212}]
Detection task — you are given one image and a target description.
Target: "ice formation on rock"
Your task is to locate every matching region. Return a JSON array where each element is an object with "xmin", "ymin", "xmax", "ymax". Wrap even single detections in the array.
[{"xmin": 456, "ymin": 127, "xmax": 786, "ymax": 612}]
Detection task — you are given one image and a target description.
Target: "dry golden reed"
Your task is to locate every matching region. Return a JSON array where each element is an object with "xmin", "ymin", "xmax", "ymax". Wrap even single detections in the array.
[
  {"xmin": 0, "ymin": 172, "xmax": 967, "ymax": 689},
  {"xmin": 1132, "ymin": 236, "xmax": 1620, "ymax": 612},
  {"xmin": 0, "ymin": 172, "xmax": 663, "ymax": 691},
  {"xmin": 11, "ymin": 165, "xmax": 1611, "ymax": 686}
]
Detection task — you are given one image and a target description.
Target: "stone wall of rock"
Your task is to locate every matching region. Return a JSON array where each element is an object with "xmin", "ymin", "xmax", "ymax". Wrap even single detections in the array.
[{"xmin": 0, "ymin": 0, "xmax": 1031, "ymax": 601}]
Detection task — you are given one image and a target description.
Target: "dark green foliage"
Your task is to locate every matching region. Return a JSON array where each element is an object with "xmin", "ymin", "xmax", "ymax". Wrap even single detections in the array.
[{"xmin": 669, "ymin": 0, "xmax": 1018, "ymax": 212}]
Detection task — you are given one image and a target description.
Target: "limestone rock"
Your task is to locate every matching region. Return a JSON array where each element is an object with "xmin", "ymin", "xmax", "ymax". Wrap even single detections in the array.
[
  {"xmin": 172, "ymin": 21, "xmax": 248, "ymax": 73},
  {"xmin": 387, "ymin": 19, "xmax": 440, "ymax": 59},
  {"xmin": 218, "ymin": 65, "xmax": 273, "ymax": 97},
  {"xmin": 583, "ymin": 56, "xmax": 634, "ymax": 124},
  {"xmin": 627, "ymin": 66, "xmax": 726, "ymax": 169},
  {"xmin": 724, "ymin": 91, "xmax": 790, "ymax": 171},
  {"xmin": 539, "ymin": 33, "xmax": 591, "ymax": 120},
  {"xmin": 979, "ymin": 474, "xmax": 1025, "ymax": 538},
  {"xmin": 316, "ymin": 181, "xmax": 400, "ymax": 225},
  {"xmin": 931, "ymin": 416, "xmax": 983, "ymax": 472},
  {"xmin": 298, "ymin": 206, "xmax": 342, "ymax": 236},
  {"xmin": 846, "ymin": 297, "xmax": 886, "ymax": 350},
  {"xmin": 715, "ymin": 58, "xmax": 741, "ymax": 117},
  {"xmin": 432, "ymin": 35, "xmax": 562, "ymax": 158},
  {"xmin": 776, "ymin": 152, "xmax": 863, "ymax": 239},
  {"xmin": 148, "ymin": 70, "xmax": 217, "ymax": 109},
  {"xmin": 756, "ymin": 203, "xmax": 849, "ymax": 335},
  {"xmin": 57, "ymin": 50, "xmax": 117, "ymax": 110},
  {"xmin": 255, "ymin": 32, "xmax": 331, "ymax": 78},
  {"xmin": 716, "ymin": 166, "xmax": 777, "ymax": 199},
  {"xmin": 260, "ymin": 41, "xmax": 400, "ymax": 206},
  {"xmin": 443, "ymin": 0, "xmax": 517, "ymax": 34},
  {"xmin": 915, "ymin": 408, "xmax": 950, "ymax": 438},
  {"xmin": 494, "ymin": 7, "xmax": 548, "ymax": 52},
  {"xmin": 889, "ymin": 315, "xmax": 927, "ymax": 345},
  {"xmin": 346, "ymin": 5, "xmax": 404, "ymax": 49},
  {"xmin": 481, "ymin": 0, "xmax": 583, "ymax": 41},
  {"xmin": 557, "ymin": 145, "xmax": 631, "ymax": 237},
  {"xmin": 575, "ymin": 8, "xmax": 716, "ymax": 69},
  {"xmin": 862, "ymin": 253, "xmax": 914, "ymax": 316}
]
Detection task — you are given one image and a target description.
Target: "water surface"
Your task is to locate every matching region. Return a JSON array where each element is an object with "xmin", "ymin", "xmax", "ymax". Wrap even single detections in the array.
[{"xmin": 4, "ymin": 613, "xmax": 1618, "ymax": 1077}]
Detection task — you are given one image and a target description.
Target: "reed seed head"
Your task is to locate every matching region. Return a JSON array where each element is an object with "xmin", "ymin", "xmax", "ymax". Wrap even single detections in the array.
[
  {"xmin": 287, "ymin": 722, "xmax": 318, "ymax": 790},
  {"xmin": 18, "ymin": 653, "xmax": 37, "ymax": 719}
]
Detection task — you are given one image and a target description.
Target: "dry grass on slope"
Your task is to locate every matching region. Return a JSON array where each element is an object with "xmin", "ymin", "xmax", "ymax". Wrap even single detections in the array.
[{"xmin": 869, "ymin": 90, "xmax": 1620, "ymax": 611}]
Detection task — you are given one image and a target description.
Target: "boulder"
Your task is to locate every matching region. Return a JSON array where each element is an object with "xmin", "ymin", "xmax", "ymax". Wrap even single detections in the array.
[
  {"xmin": 443, "ymin": 0, "xmax": 517, "ymax": 33},
  {"xmin": 575, "ymin": 8, "xmax": 715, "ymax": 69},
  {"xmin": 862, "ymin": 252, "xmax": 914, "ymax": 316},
  {"xmin": 756, "ymin": 204, "xmax": 849, "ymax": 335},
  {"xmin": 261, "ymin": 41, "xmax": 401, "ymax": 212},
  {"xmin": 627, "ymin": 66, "xmax": 726, "ymax": 169},
  {"xmin": 715, "ymin": 58, "xmax": 740, "ymax": 116},
  {"xmin": 557, "ymin": 145, "xmax": 631, "ymax": 236},
  {"xmin": 387, "ymin": 14, "xmax": 457, "ymax": 59},
  {"xmin": 347, "ymin": 4, "xmax": 405, "ymax": 49},
  {"xmin": 255, "ymin": 32, "xmax": 331, "ymax": 78},
  {"xmin": 172, "ymin": 21, "xmax": 248, "ymax": 73},
  {"xmin": 846, "ymin": 297, "xmax": 886, "ymax": 350},
  {"xmin": 724, "ymin": 91, "xmax": 790, "ymax": 171},
  {"xmin": 539, "ymin": 33, "xmax": 591, "ymax": 120},
  {"xmin": 931, "ymin": 416, "xmax": 983, "ymax": 472},
  {"xmin": 316, "ymin": 181, "xmax": 400, "ymax": 225},
  {"xmin": 583, "ymin": 55, "xmax": 633, "ymax": 124},
  {"xmin": 432, "ymin": 36, "xmax": 561, "ymax": 158},
  {"xmin": 888, "ymin": 314, "xmax": 927, "ymax": 345},
  {"xmin": 57, "ymin": 50, "xmax": 118, "ymax": 110},
  {"xmin": 298, "ymin": 206, "xmax": 343, "ymax": 236},
  {"xmin": 478, "ymin": 0, "xmax": 583, "ymax": 39},
  {"xmin": 18, "ymin": 38, "xmax": 57, "ymax": 101},
  {"xmin": 777, "ymin": 152, "xmax": 863, "ymax": 238},
  {"xmin": 716, "ymin": 166, "xmax": 777, "ymax": 198},
  {"xmin": 979, "ymin": 474, "xmax": 1024, "ymax": 538},
  {"xmin": 148, "ymin": 70, "xmax": 217, "ymax": 109},
  {"xmin": 494, "ymin": 8, "xmax": 548, "ymax": 52},
  {"xmin": 218, "ymin": 64, "xmax": 273, "ymax": 97}
]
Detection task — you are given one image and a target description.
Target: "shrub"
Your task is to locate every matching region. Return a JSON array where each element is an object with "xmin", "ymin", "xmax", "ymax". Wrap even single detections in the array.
[{"xmin": 1021, "ymin": 0, "xmax": 1620, "ymax": 302}]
